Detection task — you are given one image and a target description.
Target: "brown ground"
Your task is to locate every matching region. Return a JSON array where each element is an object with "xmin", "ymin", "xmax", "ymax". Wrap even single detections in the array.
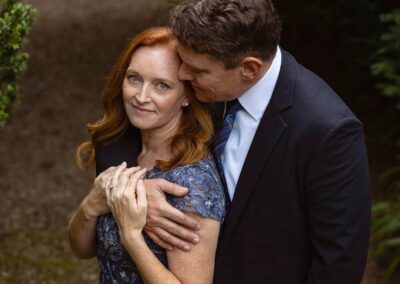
[{"xmin": 0, "ymin": 0, "xmax": 391, "ymax": 283}]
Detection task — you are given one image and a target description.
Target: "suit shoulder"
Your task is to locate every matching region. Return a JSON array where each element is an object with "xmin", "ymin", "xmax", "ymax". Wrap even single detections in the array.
[{"xmin": 291, "ymin": 61, "xmax": 360, "ymax": 130}]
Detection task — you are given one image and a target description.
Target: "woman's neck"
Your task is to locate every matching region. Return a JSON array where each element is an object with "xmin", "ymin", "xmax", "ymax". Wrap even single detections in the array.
[{"xmin": 138, "ymin": 128, "xmax": 174, "ymax": 170}]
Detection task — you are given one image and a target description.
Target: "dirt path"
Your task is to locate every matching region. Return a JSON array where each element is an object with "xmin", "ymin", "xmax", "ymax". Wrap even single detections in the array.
[{"xmin": 0, "ymin": 0, "xmax": 390, "ymax": 283}]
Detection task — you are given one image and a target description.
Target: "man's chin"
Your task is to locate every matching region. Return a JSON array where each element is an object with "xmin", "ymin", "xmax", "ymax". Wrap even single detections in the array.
[{"xmin": 193, "ymin": 90, "xmax": 212, "ymax": 103}]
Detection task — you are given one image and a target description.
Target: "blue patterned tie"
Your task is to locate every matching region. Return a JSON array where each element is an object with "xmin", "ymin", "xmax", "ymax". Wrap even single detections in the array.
[{"xmin": 213, "ymin": 99, "xmax": 242, "ymax": 203}]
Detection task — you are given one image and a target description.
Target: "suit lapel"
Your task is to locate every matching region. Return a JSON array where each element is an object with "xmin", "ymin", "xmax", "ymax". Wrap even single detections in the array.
[
  {"xmin": 221, "ymin": 50, "xmax": 297, "ymax": 239},
  {"xmin": 222, "ymin": 102, "xmax": 287, "ymax": 238}
]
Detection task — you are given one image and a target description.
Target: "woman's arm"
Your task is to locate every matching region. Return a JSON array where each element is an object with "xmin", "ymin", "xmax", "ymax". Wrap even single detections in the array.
[
  {"xmin": 122, "ymin": 214, "xmax": 219, "ymax": 284},
  {"xmin": 166, "ymin": 214, "xmax": 219, "ymax": 284},
  {"xmin": 67, "ymin": 197, "xmax": 99, "ymax": 259},
  {"xmin": 107, "ymin": 167, "xmax": 220, "ymax": 284},
  {"xmin": 67, "ymin": 163, "xmax": 126, "ymax": 258}
]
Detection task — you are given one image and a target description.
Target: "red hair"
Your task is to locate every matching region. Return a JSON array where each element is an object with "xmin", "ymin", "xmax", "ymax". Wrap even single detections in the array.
[{"xmin": 76, "ymin": 27, "xmax": 214, "ymax": 171}]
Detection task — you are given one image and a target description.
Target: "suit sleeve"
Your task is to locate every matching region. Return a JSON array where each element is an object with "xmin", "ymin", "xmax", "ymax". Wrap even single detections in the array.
[
  {"xmin": 95, "ymin": 126, "xmax": 140, "ymax": 176},
  {"xmin": 305, "ymin": 117, "xmax": 371, "ymax": 283}
]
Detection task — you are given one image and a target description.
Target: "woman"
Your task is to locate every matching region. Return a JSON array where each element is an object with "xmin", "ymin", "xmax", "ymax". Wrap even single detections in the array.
[{"xmin": 67, "ymin": 27, "xmax": 225, "ymax": 283}]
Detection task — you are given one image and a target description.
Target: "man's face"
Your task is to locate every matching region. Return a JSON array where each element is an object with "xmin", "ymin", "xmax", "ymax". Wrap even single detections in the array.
[{"xmin": 177, "ymin": 44, "xmax": 243, "ymax": 102}]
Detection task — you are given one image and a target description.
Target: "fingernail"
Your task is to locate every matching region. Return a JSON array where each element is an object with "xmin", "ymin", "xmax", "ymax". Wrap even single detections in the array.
[
  {"xmin": 168, "ymin": 247, "xmax": 173, "ymax": 251},
  {"xmin": 184, "ymin": 244, "xmax": 190, "ymax": 251},
  {"xmin": 193, "ymin": 236, "xmax": 200, "ymax": 243}
]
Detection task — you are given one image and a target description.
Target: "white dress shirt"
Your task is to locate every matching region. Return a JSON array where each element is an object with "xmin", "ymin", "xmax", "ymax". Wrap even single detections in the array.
[{"xmin": 222, "ymin": 47, "xmax": 282, "ymax": 200}]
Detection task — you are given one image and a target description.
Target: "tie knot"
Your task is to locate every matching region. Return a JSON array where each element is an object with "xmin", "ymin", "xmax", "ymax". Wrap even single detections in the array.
[{"xmin": 226, "ymin": 99, "xmax": 242, "ymax": 116}]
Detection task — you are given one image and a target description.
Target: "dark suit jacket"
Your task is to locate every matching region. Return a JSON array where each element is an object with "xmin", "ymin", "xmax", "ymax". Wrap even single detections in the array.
[
  {"xmin": 213, "ymin": 51, "xmax": 370, "ymax": 283},
  {"xmin": 95, "ymin": 51, "xmax": 370, "ymax": 284}
]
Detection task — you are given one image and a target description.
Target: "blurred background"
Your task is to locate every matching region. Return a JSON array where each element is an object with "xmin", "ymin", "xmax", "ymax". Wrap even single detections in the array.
[{"xmin": 0, "ymin": 0, "xmax": 399, "ymax": 283}]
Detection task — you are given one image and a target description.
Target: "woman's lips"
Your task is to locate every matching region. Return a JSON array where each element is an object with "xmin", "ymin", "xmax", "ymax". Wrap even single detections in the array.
[{"xmin": 133, "ymin": 105, "xmax": 153, "ymax": 113}]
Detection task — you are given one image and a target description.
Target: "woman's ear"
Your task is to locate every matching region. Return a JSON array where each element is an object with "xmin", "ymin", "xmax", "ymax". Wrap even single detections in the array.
[{"xmin": 239, "ymin": 57, "xmax": 263, "ymax": 81}]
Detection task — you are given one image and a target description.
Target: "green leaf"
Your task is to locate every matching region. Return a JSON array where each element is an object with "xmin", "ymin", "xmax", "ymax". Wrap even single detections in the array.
[
  {"xmin": 0, "ymin": 0, "xmax": 36, "ymax": 129},
  {"xmin": 382, "ymin": 255, "xmax": 400, "ymax": 284},
  {"xmin": 372, "ymin": 202, "xmax": 391, "ymax": 213}
]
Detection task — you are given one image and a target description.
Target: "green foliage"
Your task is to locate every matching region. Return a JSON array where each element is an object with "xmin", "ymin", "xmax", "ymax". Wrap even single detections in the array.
[
  {"xmin": 372, "ymin": 166, "xmax": 400, "ymax": 283},
  {"xmin": 0, "ymin": 0, "xmax": 36, "ymax": 130},
  {"xmin": 370, "ymin": 8, "xmax": 400, "ymax": 282},
  {"xmin": 371, "ymin": 10, "xmax": 400, "ymax": 108}
]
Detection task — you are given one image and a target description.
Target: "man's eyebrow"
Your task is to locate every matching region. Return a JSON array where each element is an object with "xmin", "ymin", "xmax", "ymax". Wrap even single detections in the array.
[{"xmin": 184, "ymin": 62, "xmax": 207, "ymax": 73}]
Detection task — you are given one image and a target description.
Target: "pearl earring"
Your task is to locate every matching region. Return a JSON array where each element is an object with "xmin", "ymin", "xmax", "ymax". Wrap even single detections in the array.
[{"xmin": 183, "ymin": 102, "xmax": 189, "ymax": 107}]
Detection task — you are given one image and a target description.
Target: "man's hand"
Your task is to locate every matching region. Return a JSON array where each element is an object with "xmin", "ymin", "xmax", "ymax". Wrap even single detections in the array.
[{"xmin": 143, "ymin": 178, "xmax": 201, "ymax": 252}]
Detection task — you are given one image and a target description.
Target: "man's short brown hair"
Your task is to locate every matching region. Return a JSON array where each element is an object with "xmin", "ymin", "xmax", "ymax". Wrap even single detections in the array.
[{"xmin": 169, "ymin": 0, "xmax": 282, "ymax": 69}]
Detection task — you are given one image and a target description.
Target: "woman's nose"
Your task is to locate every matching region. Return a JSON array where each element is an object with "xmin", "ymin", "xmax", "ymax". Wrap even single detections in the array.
[{"xmin": 135, "ymin": 85, "xmax": 151, "ymax": 103}]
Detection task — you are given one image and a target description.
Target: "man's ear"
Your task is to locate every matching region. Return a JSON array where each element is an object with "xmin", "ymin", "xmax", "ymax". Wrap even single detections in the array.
[{"xmin": 239, "ymin": 57, "xmax": 263, "ymax": 81}]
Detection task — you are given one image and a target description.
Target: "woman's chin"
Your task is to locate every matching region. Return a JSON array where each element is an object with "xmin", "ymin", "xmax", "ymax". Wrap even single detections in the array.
[{"xmin": 129, "ymin": 119, "xmax": 157, "ymax": 131}]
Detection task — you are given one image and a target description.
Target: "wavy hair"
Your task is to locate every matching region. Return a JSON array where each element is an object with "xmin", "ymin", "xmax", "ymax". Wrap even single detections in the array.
[{"xmin": 76, "ymin": 27, "xmax": 214, "ymax": 171}]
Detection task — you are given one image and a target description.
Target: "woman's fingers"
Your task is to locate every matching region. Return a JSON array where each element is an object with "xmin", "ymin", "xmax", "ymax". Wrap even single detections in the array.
[
  {"xmin": 106, "ymin": 165, "xmax": 140, "ymax": 203},
  {"xmin": 115, "ymin": 166, "xmax": 141, "ymax": 196},
  {"xmin": 95, "ymin": 166, "xmax": 116, "ymax": 180},
  {"xmin": 136, "ymin": 179, "xmax": 147, "ymax": 209},
  {"xmin": 107, "ymin": 166, "xmax": 146, "ymax": 205},
  {"xmin": 126, "ymin": 168, "xmax": 147, "ymax": 198},
  {"xmin": 94, "ymin": 166, "xmax": 117, "ymax": 191},
  {"xmin": 109, "ymin": 162, "xmax": 127, "ymax": 190},
  {"xmin": 102, "ymin": 165, "xmax": 117, "ymax": 175}
]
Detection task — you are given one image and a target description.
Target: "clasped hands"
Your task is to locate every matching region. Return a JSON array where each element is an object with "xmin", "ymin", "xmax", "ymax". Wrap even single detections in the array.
[{"xmin": 83, "ymin": 162, "xmax": 201, "ymax": 251}]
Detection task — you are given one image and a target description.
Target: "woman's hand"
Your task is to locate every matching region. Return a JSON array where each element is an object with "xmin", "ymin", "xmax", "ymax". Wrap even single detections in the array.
[
  {"xmin": 82, "ymin": 163, "xmax": 127, "ymax": 219},
  {"xmin": 68, "ymin": 163, "xmax": 128, "ymax": 259},
  {"xmin": 105, "ymin": 166, "xmax": 148, "ymax": 243}
]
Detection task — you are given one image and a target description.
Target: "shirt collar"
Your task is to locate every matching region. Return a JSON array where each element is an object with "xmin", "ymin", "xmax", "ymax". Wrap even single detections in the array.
[{"xmin": 238, "ymin": 46, "xmax": 282, "ymax": 121}]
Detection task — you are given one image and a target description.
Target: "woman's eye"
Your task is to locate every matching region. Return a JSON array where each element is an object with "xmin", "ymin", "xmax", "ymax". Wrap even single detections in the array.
[
  {"xmin": 157, "ymin": 82, "xmax": 170, "ymax": 90},
  {"xmin": 128, "ymin": 74, "xmax": 140, "ymax": 83}
]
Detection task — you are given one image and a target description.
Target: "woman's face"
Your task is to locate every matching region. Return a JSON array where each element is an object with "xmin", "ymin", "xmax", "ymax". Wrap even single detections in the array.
[{"xmin": 122, "ymin": 45, "xmax": 189, "ymax": 133}]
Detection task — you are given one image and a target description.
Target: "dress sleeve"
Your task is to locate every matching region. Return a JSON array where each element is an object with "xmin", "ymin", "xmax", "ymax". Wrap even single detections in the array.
[{"xmin": 166, "ymin": 160, "xmax": 226, "ymax": 222}]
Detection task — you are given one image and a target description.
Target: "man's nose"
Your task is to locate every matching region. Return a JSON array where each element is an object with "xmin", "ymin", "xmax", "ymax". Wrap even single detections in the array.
[{"xmin": 178, "ymin": 63, "xmax": 194, "ymax": 81}]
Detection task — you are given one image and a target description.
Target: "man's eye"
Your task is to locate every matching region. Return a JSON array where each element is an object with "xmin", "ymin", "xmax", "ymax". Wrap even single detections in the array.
[{"xmin": 157, "ymin": 82, "xmax": 170, "ymax": 90}]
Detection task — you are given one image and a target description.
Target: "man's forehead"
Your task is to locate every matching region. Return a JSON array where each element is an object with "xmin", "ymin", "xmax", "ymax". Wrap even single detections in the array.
[
  {"xmin": 177, "ymin": 44, "xmax": 222, "ymax": 69},
  {"xmin": 177, "ymin": 44, "xmax": 200, "ymax": 59}
]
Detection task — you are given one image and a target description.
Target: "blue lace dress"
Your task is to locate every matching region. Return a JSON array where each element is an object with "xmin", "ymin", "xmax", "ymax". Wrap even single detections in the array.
[{"xmin": 96, "ymin": 156, "xmax": 226, "ymax": 283}]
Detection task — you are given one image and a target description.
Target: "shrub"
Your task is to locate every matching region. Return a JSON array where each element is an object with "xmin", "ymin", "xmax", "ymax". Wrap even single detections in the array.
[
  {"xmin": 370, "ymin": 9, "xmax": 400, "ymax": 283},
  {"xmin": 0, "ymin": 0, "xmax": 36, "ymax": 130},
  {"xmin": 372, "ymin": 167, "xmax": 400, "ymax": 283},
  {"xmin": 371, "ymin": 10, "xmax": 400, "ymax": 108}
]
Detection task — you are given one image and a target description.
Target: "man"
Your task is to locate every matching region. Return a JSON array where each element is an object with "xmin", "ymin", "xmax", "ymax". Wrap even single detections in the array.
[{"xmin": 98, "ymin": 0, "xmax": 371, "ymax": 282}]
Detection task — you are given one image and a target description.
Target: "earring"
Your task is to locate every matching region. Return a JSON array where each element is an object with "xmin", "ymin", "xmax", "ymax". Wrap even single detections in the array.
[{"xmin": 182, "ymin": 102, "xmax": 189, "ymax": 107}]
